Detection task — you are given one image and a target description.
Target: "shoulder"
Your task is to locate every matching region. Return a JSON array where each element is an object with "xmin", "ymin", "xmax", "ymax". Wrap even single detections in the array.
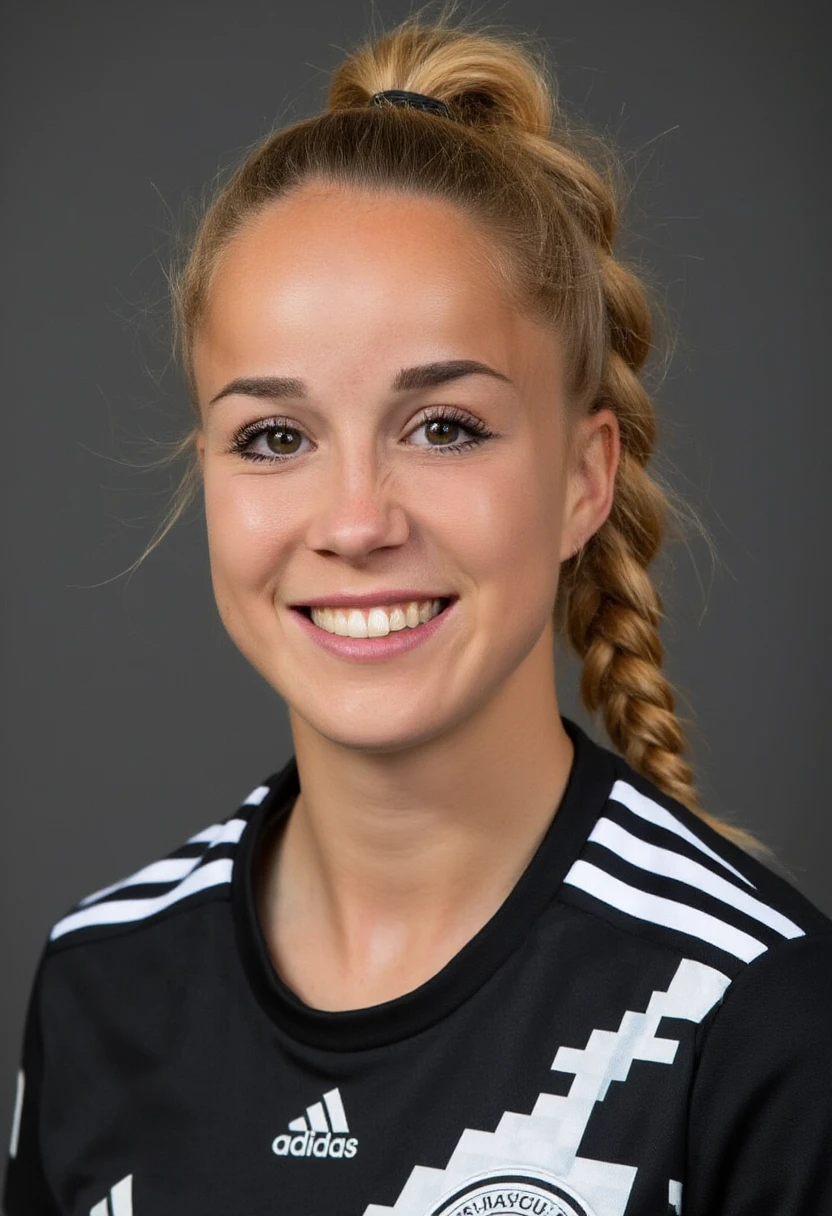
[
  {"xmin": 42, "ymin": 773, "xmax": 277, "ymax": 955},
  {"xmin": 682, "ymin": 921, "xmax": 832, "ymax": 1211},
  {"xmin": 558, "ymin": 746, "xmax": 832, "ymax": 987}
]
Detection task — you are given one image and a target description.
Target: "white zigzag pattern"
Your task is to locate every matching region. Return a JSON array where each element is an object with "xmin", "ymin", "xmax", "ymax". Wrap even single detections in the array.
[{"xmin": 363, "ymin": 957, "xmax": 730, "ymax": 1216}]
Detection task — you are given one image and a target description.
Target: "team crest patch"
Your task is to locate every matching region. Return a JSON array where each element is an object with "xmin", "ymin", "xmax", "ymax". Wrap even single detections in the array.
[{"xmin": 428, "ymin": 1172, "xmax": 594, "ymax": 1216}]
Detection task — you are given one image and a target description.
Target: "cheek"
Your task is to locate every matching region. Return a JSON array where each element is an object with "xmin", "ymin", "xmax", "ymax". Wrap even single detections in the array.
[
  {"xmin": 451, "ymin": 453, "xmax": 563, "ymax": 598},
  {"xmin": 202, "ymin": 470, "xmax": 290, "ymax": 593}
]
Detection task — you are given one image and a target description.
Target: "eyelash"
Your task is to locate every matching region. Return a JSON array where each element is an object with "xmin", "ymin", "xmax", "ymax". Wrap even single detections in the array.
[{"xmin": 226, "ymin": 407, "xmax": 495, "ymax": 464}]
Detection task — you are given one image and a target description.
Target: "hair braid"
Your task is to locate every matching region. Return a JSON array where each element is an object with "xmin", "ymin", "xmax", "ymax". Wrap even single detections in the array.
[{"xmin": 557, "ymin": 253, "xmax": 760, "ymax": 849}]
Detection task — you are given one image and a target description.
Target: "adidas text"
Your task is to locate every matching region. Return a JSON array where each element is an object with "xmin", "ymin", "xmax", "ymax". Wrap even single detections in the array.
[
  {"xmin": 271, "ymin": 1130, "xmax": 358, "ymax": 1158},
  {"xmin": 274, "ymin": 1088, "xmax": 357, "ymax": 1159}
]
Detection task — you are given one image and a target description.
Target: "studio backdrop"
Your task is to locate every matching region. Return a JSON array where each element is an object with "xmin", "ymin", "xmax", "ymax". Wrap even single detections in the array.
[{"xmin": 1, "ymin": 0, "xmax": 828, "ymax": 1159}]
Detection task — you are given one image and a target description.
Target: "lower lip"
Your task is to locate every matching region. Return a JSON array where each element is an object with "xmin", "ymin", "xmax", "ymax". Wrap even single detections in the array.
[{"xmin": 288, "ymin": 600, "xmax": 458, "ymax": 663}]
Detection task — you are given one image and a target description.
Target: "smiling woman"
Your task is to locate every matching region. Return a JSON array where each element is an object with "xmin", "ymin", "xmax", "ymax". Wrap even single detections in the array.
[{"xmin": 4, "ymin": 4, "xmax": 831, "ymax": 1216}]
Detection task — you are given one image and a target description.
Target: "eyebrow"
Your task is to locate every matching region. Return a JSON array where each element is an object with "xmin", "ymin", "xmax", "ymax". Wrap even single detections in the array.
[{"xmin": 207, "ymin": 359, "xmax": 513, "ymax": 407}]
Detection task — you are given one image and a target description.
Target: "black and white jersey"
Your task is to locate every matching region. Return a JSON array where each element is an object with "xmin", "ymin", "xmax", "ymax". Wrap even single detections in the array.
[{"xmin": 4, "ymin": 717, "xmax": 832, "ymax": 1216}]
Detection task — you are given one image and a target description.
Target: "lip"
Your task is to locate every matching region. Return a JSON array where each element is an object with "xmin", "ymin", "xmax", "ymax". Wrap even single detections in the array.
[
  {"xmin": 288, "ymin": 598, "xmax": 458, "ymax": 663},
  {"xmin": 290, "ymin": 590, "xmax": 455, "ymax": 610}
]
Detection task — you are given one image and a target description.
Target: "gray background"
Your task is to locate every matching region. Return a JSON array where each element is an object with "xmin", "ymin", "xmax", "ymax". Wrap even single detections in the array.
[{"xmin": 1, "ymin": 0, "xmax": 828, "ymax": 1159}]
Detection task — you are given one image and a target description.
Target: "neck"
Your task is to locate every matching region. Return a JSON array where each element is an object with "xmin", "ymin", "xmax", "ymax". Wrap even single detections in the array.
[{"xmin": 257, "ymin": 630, "xmax": 575, "ymax": 1009}]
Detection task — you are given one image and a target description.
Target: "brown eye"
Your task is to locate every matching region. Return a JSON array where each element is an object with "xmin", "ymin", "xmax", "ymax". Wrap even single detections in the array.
[
  {"xmin": 266, "ymin": 427, "xmax": 303, "ymax": 456},
  {"xmin": 424, "ymin": 419, "xmax": 462, "ymax": 446},
  {"xmin": 228, "ymin": 417, "xmax": 313, "ymax": 463},
  {"xmin": 406, "ymin": 408, "xmax": 494, "ymax": 456}
]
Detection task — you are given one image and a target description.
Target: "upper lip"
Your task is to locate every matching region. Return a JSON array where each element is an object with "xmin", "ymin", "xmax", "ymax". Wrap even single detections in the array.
[{"xmin": 291, "ymin": 590, "xmax": 455, "ymax": 609}]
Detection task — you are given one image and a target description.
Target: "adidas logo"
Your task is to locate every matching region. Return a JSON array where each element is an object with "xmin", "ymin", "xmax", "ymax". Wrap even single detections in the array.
[
  {"xmin": 271, "ymin": 1087, "xmax": 358, "ymax": 1159},
  {"xmin": 90, "ymin": 1174, "xmax": 133, "ymax": 1216}
]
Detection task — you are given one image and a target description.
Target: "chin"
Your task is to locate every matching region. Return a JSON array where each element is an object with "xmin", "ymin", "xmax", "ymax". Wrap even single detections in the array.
[{"xmin": 290, "ymin": 701, "xmax": 454, "ymax": 756}]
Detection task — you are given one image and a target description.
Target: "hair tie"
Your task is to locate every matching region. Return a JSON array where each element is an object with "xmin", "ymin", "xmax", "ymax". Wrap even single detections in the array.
[{"xmin": 368, "ymin": 89, "xmax": 451, "ymax": 119}]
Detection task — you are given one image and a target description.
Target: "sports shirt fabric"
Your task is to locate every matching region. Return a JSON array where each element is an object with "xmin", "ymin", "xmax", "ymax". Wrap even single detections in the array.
[{"xmin": 4, "ymin": 716, "xmax": 832, "ymax": 1215}]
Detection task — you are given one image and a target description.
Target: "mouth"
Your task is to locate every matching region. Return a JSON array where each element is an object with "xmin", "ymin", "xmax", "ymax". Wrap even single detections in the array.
[{"xmin": 292, "ymin": 596, "xmax": 455, "ymax": 623}]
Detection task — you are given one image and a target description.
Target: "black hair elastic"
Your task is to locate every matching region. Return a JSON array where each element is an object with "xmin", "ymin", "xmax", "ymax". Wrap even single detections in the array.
[{"xmin": 368, "ymin": 89, "xmax": 451, "ymax": 119}]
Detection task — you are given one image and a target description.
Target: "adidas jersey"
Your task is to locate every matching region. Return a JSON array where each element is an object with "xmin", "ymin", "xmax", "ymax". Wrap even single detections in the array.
[{"xmin": 4, "ymin": 716, "xmax": 832, "ymax": 1216}]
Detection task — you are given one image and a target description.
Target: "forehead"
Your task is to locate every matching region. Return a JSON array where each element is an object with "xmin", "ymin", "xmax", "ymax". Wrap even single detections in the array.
[{"xmin": 193, "ymin": 183, "xmax": 557, "ymax": 404}]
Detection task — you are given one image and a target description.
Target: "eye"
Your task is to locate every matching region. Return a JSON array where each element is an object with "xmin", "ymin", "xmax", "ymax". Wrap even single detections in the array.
[
  {"xmin": 226, "ymin": 407, "xmax": 495, "ymax": 464},
  {"xmin": 405, "ymin": 407, "xmax": 494, "ymax": 454},
  {"xmin": 227, "ymin": 418, "xmax": 311, "ymax": 463}
]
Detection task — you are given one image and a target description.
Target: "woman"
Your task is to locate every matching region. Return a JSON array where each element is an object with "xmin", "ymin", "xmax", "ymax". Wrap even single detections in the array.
[{"xmin": 5, "ymin": 8, "xmax": 831, "ymax": 1215}]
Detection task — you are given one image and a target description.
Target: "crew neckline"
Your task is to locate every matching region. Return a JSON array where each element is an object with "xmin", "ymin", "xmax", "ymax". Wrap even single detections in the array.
[{"xmin": 232, "ymin": 716, "xmax": 616, "ymax": 1051}]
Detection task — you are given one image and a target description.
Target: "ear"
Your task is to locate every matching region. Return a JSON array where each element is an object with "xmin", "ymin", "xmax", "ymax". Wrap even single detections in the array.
[
  {"xmin": 196, "ymin": 431, "xmax": 205, "ymax": 474},
  {"xmin": 559, "ymin": 407, "xmax": 620, "ymax": 561}
]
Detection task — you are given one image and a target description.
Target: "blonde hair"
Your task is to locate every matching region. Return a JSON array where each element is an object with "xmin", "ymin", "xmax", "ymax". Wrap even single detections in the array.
[{"xmin": 135, "ymin": 1, "xmax": 762, "ymax": 852}]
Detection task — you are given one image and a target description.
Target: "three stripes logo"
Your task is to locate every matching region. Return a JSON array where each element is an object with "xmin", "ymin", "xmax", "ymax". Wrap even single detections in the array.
[
  {"xmin": 271, "ymin": 1087, "xmax": 358, "ymax": 1160},
  {"xmin": 90, "ymin": 1174, "xmax": 133, "ymax": 1216}
]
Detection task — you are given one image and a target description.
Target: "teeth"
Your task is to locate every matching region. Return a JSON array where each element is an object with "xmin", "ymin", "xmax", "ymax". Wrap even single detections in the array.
[{"xmin": 310, "ymin": 599, "xmax": 446, "ymax": 637}]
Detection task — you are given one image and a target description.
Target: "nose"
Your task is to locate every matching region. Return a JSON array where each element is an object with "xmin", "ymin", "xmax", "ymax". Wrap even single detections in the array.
[{"xmin": 304, "ymin": 447, "xmax": 410, "ymax": 561}]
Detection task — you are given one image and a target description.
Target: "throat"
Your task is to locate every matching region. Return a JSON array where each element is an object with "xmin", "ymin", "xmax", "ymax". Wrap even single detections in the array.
[{"xmin": 256, "ymin": 805, "xmax": 525, "ymax": 1013}]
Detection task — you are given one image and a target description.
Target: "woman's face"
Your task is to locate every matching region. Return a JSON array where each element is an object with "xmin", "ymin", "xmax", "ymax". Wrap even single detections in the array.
[{"xmin": 193, "ymin": 182, "xmax": 616, "ymax": 751}]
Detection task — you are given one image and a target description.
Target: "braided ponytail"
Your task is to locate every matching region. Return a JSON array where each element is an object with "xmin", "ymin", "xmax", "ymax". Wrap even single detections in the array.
[
  {"xmin": 557, "ymin": 252, "xmax": 691, "ymax": 782},
  {"xmin": 139, "ymin": 3, "xmax": 761, "ymax": 850},
  {"xmin": 550, "ymin": 211, "xmax": 763, "ymax": 848}
]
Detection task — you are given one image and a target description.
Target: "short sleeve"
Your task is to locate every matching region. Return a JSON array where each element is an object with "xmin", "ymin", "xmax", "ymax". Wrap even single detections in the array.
[
  {"xmin": 684, "ymin": 931, "xmax": 832, "ymax": 1215},
  {"xmin": 2, "ymin": 948, "xmax": 61, "ymax": 1216}
]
